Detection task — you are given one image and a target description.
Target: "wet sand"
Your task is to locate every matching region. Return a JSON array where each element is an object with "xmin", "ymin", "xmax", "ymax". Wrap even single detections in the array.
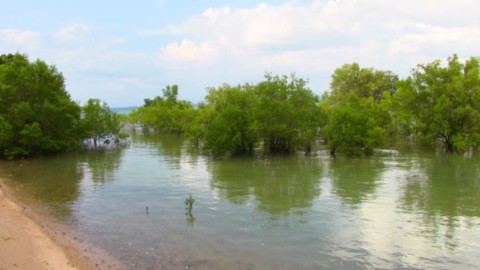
[{"xmin": 0, "ymin": 179, "xmax": 123, "ymax": 270}]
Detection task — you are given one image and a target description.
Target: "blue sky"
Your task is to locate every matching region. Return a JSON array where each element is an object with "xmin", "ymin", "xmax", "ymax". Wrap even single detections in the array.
[{"xmin": 2, "ymin": 0, "xmax": 479, "ymax": 107}]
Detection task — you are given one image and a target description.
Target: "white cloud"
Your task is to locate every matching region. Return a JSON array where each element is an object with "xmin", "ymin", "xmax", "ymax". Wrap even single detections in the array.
[
  {"xmin": 144, "ymin": 0, "xmax": 480, "ymax": 96},
  {"xmin": 153, "ymin": 0, "xmax": 480, "ymax": 52},
  {"xmin": 389, "ymin": 24, "xmax": 480, "ymax": 55},
  {"xmin": 368, "ymin": 0, "xmax": 480, "ymax": 26},
  {"xmin": 158, "ymin": 39, "xmax": 217, "ymax": 68},
  {"xmin": 42, "ymin": 24, "xmax": 155, "ymax": 106},
  {"xmin": 0, "ymin": 29, "xmax": 42, "ymax": 52},
  {"xmin": 48, "ymin": 25, "xmax": 130, "ymax": 74},
  {"xmin": 53, "ymin": 24, "xmax": 91, "ymax": 43},
  {"xmin": 158, "ymin": 3, "xmax": 322, "ymax": 49},
  {"xmin": 4, "ymin": 0, "xmax": 480, "ymax": 106}
]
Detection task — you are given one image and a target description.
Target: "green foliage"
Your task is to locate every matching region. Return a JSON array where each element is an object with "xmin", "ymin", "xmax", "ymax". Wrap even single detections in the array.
[
  {"xmin": 323, "ymin": 63, "xmax": 396, "ymax": 156},
  {"xmin": 81, "ymin": 98, "xmax": 125, "ymax": 147},
  {"xmin": 395, "ymin": 55, "xmax": 480, "ymax": 152},
  {"xmin": 199, "ymin": 84, "xmax": 257, "ymax": 155},
  {"xmin": 322, "ymin": 93, "xmax": 392, "ymax": 156},
  {"xmin": 191, "ymin": 74, "xmax": 324, "ymax": 155},
  {"xmin": 184, "ymin": 193, "xmax": 196, "ymax": 225},
  {"xmin": 0, "ymin": 115, "xmax": 13, "ymax": 148},
  {"xmin": 162, "ymin": 84, "xmax": 179, "ymax": 103},
  {"xmin": 184, "ymin": 193, "xmax": 195, "ymax": 214},
  {"xmin": 330, "ymin": 63, "xmax": 398, "ymax": 102},
  {"xmin": 0, "ymin": 53, "xmax": 81, "ymax": 159},
  {"xmin": 253, "ymin": 73, "xmax": 323, "ymax": 153},
  {"xmin": 3, "ymin": 52, "xmax": 477, "ymax": 159},
  {"xmin": 185, "ymin": 102, "xmax": 206, "ymax": 147},
  {"xmin": 131, "ymin": 85, "xmax": 196, "ymax": 134}
]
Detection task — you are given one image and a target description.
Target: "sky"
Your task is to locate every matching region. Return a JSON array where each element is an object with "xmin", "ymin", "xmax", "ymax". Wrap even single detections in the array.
[{"xmin": 1, "ymin": 0, "xmax": 479, "ymax": 107}]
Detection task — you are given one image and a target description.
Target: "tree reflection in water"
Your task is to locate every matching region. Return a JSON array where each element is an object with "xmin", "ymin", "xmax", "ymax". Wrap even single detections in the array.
[
  {"xmin": 208, "ymin": 155, "xmax": 324, "ymax": 218},
  {"xmin": 329, "ymin": 157, "xmax": 385, "ymax": 207},
  {"xmin": 399, "ymin": 154, "xmax": 480, "ymax": 249},
  {"xmin": 0, "ymin": 155, "xmax": 84, "ymax": 221},
  {"xmin": 82, "ymin": 148, "xmax": 125, "ymax": 184}
]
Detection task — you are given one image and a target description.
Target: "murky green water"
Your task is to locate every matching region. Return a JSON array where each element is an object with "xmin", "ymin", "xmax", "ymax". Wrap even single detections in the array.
[{"xmin": 1, "ymin": 131, "xmax": 480, "ymax": 269}]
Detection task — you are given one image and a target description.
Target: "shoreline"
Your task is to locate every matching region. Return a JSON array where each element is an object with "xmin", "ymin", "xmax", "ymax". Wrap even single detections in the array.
[{"xmin": 0, "ymin": 178, "xmax": 123, "ymax": 270}]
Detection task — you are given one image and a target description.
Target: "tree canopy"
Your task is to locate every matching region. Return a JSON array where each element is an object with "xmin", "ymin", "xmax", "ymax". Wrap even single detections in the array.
[
  {"xmin": 0, "ymin": 53, "xmax": 82, "ymax": 159},
  {"xmin": 394, "ymin": 55, "xmax": 480, "ymax": 152},
  {"xmin": 131, "ymin": 85, "xmax": 196, "ymax": 134},
  {"xmin": 0, "ymin": 53, "xmax": 131, "ymax": 159},
  {"xmin": 330, "ymin": 63, "xmax": 398, "ymax": 102},
  {"xmin": 198, "ymin": 84, "xmax": 257, "ymax": 155},
  {"xmin": 322, "ymin": 64, "xmax": 396, "ymax": 156},
  {"xmin": 131, "ymin": 55, "xmax": 480, "ymax": 156},
  {"xmin": 3, "ymin": 52, "xmax": 479, "ymax": 159},
  {"xmin": 253, "ymin": 73, "xmax": 323, "ymax": 153},
  {"xmin": 187, "ymin": 73, "xmax": 323, "ymax": 155},
  {"xmin": 80, "ymin": 98, "xmax": 125, "ymax": 148},
  {"xmin": 322, "ymin": 93, "xmax": 392, "ymax": 156}
]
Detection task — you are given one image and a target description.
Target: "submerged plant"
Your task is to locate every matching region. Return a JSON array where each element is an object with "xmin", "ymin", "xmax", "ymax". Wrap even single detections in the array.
[{"xmin": 185, "ymin": 193, "xmax": 195, "ymax": 215}]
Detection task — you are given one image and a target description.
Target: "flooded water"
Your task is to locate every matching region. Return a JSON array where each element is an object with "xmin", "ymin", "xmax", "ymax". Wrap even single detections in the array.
[{"xmin": 1, "ymin": 131, "xmax": 480, "ymax": 269}]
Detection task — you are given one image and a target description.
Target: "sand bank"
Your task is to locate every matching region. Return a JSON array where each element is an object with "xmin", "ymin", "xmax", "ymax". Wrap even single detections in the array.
[{"xmin": 0, "ymin": 179, "xmax": 122, "ymax": 270}]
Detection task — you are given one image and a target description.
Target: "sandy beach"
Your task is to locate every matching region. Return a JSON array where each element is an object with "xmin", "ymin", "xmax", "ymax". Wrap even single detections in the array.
[{"xmin": 0, "ymin": 179, "xmax": 122, "ymax": 270}]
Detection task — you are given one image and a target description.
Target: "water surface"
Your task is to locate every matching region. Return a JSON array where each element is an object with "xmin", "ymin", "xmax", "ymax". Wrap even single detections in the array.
[{"xmin": 1, "ymin": 131, "xmax": 479, "ymax": 269}]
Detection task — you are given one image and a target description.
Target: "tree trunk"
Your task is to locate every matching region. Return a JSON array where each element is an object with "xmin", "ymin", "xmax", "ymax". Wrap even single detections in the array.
[
  {"xmin": 442, "ymin": 135, "xmax": 455, "ymax": 153},
  {"xmin": 444, "ymin": 140, "xmax": 455, "ymax": 153}
]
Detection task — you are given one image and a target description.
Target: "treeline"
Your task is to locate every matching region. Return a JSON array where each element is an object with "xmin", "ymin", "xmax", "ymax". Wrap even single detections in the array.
[
  {"xmin": 0, "ymin": 53, "xmax": 124, "ymax": 159},
  {"xmin": 130, "ymin": 54, "xmax": 480, "ymax": 156},
  {"xmin": 1, "ymin": 53, "xmax": 479, "ymax": 159}
]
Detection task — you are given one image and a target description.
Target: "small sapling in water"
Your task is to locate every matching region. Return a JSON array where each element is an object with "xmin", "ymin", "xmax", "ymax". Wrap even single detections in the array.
[{"xmin": 185, "ymin": 194, "xmax": 195, "ymax": 215}]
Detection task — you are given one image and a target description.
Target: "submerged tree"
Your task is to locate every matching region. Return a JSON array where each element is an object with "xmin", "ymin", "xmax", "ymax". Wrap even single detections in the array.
[
  {"xmin": 131, "ymin": 84, "xmax": 196, "ymax": 133},
  {"xmin": 198, "ymin": 84, "xmax": 257, "ymax": 155},
  {"xmin": 0, "ymin": 53, "xmax": 82, "ymax": 159},
  {"xmin": 80, "ymin": 98, "xmax": 125, "ymax": 148},
  {"xmin": 322, "ymin": 64, "xmax": 396, "ymax": 156},
  {"xmin": 253, "ymin": 73, "xmax": 323, "ymax": 154},
  {"xmin": 188, "ymin": 74, "xmax": 324, "ymax": 155},
  {"xmin": 323, "ymin": 93, "xmax": 392, "ymax": 156},
  {"xmin": 395, "ymin": 55, "xmax": 480, "ymax": 152}
]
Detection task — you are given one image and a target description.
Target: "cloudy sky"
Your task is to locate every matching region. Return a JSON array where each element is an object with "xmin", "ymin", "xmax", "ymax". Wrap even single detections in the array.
[{"xmin": 2, "ymin": 0, "xmax": 479, "ymax": 107}]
